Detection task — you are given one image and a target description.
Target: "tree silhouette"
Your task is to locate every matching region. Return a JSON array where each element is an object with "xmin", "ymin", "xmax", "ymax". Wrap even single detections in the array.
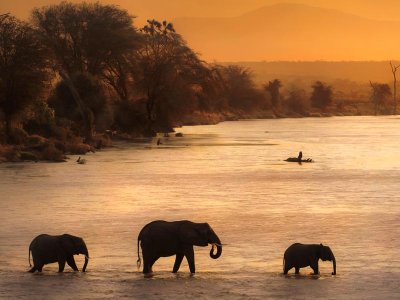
[
  {"xmin": 369, "ymin": 81, "xmax": 392, "ymax": 115},
  {"xmin": 32, "ymin": 2, "xmax": 141, "ymax": 141},
  {"xmin": 0, "ymin": 13, "xmax": 9, "ymax": 22},
  {"xmin": 264, "ymin": 79, "xmax": 282, "ymax": 108},
  {"xmin": 390, "ymin": 61, "xmax": 400, "ymax": 114},
  {"xmin": 195, "ymin": 66, "xmax": 228, "ymax": 112},
  {"xmin": 218, "ymin": 65, "xmax": 264, "ymax": 111},
  {"xmin": 135, "ymin": 19, "xmax": 206, "ymax": 135},
  {"xmin": 286, "ymin": 87, "xmax": 309, "ymax": 114},
  {"xmin": 0, "ymin": 15, "xmax": 49, "ymax": 143},
  {"xmin": 310, "ymin": 81, "xmax": 333, "ymax": 110},
  {"xmin": 49, "ymin": 73, "xmax": 109, "ymax": 132}
]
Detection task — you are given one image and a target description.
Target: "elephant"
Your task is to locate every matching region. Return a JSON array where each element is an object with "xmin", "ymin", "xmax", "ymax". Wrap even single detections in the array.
[
  {"xmin": 28, "ymin": 234, "xmax": 89, "ymax": 273},
  {"xmin": 283, "ymin": 243, "xmax": 336, "ymax": 275},
  {"xmin": 137, "ymin": 220, "xmax": 222, "ymax": 275}
]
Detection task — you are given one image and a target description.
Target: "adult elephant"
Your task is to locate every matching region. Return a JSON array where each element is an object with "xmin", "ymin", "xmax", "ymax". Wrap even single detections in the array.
[
  {"xmin": 28, "ymin": 234, "xmax": 89, "ymax": 273},
  {"xmin": 283, "ymin": 243, "xmax": 336, "ymax": 275},
  {"xmin": 137, "ymin": 220, "xmax": 222, "ymax": 275}
]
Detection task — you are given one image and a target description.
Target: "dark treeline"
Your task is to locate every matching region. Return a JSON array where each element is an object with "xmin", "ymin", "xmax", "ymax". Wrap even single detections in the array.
[
  {"xmin": 0, "ymin": 2, "xmax": 272, "ymax": 161},
  {"xmin": 0, "ymin": 2, "xmax": 396, "ymax": 162}
]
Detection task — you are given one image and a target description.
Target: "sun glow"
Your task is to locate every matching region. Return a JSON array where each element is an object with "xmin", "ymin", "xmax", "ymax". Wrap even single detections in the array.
[{"xmin": 3, "ymin": 0, "xmax": 400, "ymax": 61}]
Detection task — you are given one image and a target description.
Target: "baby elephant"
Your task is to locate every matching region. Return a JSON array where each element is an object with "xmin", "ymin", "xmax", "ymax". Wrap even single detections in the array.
[
  {"xmin": 28, "ymin": 234, "xmax": 89, "ymax": 273},
  {"xmin": 283, "ymin": 243, "xmax": 336, "ymax": 275}
]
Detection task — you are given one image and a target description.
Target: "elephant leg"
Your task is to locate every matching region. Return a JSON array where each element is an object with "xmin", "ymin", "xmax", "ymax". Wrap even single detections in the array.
[
  {"xmin": 184, "ymin": 247, "xmax": 195, "ymax": 274},
  {"xmin": 311, "ymin": 261, "xmax": 319, "ymax": 275},
  {"xmin": 58, "ymin": 260, "xmax": 66, "ymax": 273},
  {"xmin": 149, "ymin": 257, "xmax": 159, "ymax": 273},
  {"xmin": 28, "ymin": 266, "xmax": 37, "ymax": 273},
  {"xmin": 173, "ymin": 253, "xmax": 184, "ymax": 273},
  {"xmin": 37, "ymin": 264, "xmax": 44, "ymax": 272},
  {"xmin": 295, "ymin": 267, "xmax": 300, "ymax": 274},
  {"xmin": 143, "ymin": 260, "xmax": 151, "ymax": 274},
  {"xmin": 142, "ymin": 254, "xmax": 153, "ymax": 274},
  {"xmin": 283, "ymin": 267, "xmax": 289, "ymax": 275},
  {"xmin": 283, "ymin": 263, "xmax": 291, "ymax": 274},
  {"xmin": 66, "ymin": 256, "xmax": 78, "ymax": 271}
]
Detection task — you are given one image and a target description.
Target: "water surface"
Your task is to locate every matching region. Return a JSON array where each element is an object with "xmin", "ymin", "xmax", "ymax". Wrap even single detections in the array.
[{"xmin": 1, "ymin": 116, "xmax": 399, "ymax": 299}]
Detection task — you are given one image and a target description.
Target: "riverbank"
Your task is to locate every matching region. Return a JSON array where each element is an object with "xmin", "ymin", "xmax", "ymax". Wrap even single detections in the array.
[
  {"xmin": 0, "ymin": 133, "xmax": 112, "ymax": 163},
  {"xmin": 0, "ymin": 105, "xmax": 384, "ymax": 163}
]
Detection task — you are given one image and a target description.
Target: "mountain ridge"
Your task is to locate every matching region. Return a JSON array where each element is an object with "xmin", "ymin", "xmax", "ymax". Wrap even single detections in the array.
[{"xmin": 173, "ymin": 2, "xmax": 400, "ymax": 61}]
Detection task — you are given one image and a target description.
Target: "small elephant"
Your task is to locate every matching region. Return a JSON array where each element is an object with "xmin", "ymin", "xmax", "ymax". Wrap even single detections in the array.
[
  {"xmin": 137, "ymin": 220, "xmax": 222, "ymax": 275},
  {"xmin": 283, "ymin": 243, "xmax": 336, "ymax": 275},
  {"xmin": 28, "ymin": 234, "xmax": 89, "ymax": 273}
]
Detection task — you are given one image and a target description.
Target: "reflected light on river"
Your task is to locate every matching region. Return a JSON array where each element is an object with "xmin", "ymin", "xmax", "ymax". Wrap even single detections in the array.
[{"xmin": 0, "ymin": 116, "xmax": 399, "ymax": 299}]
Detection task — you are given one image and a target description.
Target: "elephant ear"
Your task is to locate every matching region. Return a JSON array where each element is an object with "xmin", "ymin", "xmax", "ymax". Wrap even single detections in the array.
[
  {"xmin": 321, "ymin": 246, "xmax": 333, "ymax": 261},
  {"xmin": 180, "ymin": 223, "xmax": 208, "ymax": 246},
  {"xmin": 316, "ymin": 243, "xmax": 324, "ymax": 259},
  {"xmin": 60, "ymin": 234, "xmax": 76, "ymax": 256}
]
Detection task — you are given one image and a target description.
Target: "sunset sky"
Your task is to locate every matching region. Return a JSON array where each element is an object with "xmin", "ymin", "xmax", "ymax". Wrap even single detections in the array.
[{"xmin": 2, "ymin": 0, "xmax": 400, "ymax": 61}]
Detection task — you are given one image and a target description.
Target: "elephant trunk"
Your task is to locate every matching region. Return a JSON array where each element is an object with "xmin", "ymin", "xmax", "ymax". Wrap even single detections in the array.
[
  {"xmin": 209, "ymin": 233, "xmax": 222, "ymax": 259},
  {"xmin": 82, "ymin": 245, "xmax": 89, "ymax": 272},
  {"xmin": 332, "ymin": 255, "xmax": 336, "ymax": 275}
]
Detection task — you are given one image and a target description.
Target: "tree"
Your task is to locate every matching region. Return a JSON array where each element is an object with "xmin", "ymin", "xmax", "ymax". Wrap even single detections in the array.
[
  {"xmin": 195, "ymin": 66, "xmax": 229, "ymax": 112},
  {"xmin": 369, "ymin": 81, "xmax": 392, "ymax": 115},
  {"xmin": 285, "ymin": 88, "xmax": 309, "ymax": 114},
  {"xmin": 310, "ymin": 81, "xmax": 333, "ymax": 110},
  {"xmin": 135, "ymin": 19, "xmax": 207, "ymax": 134},
  {"xmin": 0, "ymin": 15, "xmax": 49, "ymax": 143},
  {"xmin": 264, "ymin": 79, "xmax": 282, "ymax": 108},
  {"xmin": 390, "ymin": 61, "xmax": 400, "ymax": 114},
  {"xmin": 32, "ymin": 2, "xmax": 140, "ymax": 78},
  {"xmin": 49, "ymin": 73, "xmax": 109, "ymax": 133},
  {"xmin": 32, "ymin": 2, "xmax": 141, "ymax": 140},
  {"xmin": 218, "ymin": 65, "xmax": 265, "ymax": 111},
  {"xmin": 0, "ymin": 13, "xmax": 9, "ymax": 22}
]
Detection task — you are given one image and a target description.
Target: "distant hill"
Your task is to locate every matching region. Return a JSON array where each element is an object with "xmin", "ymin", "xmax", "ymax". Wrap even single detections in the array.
[
  {"xmin": 225, "ymin": 61, "xmax": 396, "ymax": 85},
  {"xmin": 174, "ymin": 3, "xmax": 400, "ymax": 61}
]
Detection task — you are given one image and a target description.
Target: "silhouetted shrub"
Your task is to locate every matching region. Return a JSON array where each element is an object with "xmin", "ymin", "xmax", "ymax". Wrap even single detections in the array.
[
  {"xmin": 264, "ymin": 79, "xmax": 282, "ymax": 108},
  {"xmin": 49, "ymin": 73, "xmax": 110, "ymax": 135},
  {"xmin": 310, "ymin": 81, "xmax": 333, "ymax": 110},
  {"xmin": 286, "ymin": 88, "xmax": 309, "ymax": 114}
]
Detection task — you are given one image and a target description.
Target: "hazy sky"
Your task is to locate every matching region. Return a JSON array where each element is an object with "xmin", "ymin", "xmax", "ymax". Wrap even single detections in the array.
[
  {"xmin": 2, "ymin": 1, "xmax": 400, "ymax": 61},
  {"xmin": 4, "ymin": 0, "xmax": 400, "ymax": 21}
]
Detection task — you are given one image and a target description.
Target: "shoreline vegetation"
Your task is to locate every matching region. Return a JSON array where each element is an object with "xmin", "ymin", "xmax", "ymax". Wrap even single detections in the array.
[{"xmin": 0, "ymin": 2, "xmax": 398, "ymax": 163}]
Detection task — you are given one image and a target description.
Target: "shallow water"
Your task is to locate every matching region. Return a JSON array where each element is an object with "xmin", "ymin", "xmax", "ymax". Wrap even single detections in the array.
[{"xmin": 1, "ymin": 116, "xmax": 400, "ymax": 299}]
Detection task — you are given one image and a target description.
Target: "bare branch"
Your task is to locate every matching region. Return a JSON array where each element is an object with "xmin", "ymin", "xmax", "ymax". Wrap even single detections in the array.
[{"xmin": 390, "ymin": 61, "xmax": 399, "ymax": 114}]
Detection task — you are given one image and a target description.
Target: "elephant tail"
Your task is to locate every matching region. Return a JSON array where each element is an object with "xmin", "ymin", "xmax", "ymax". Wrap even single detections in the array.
[
  {"xmin": 136, "ymin": 236, "xmax": 141, "ymax": 270},
  {"xmin": 28, "ymin": 247, "xmax": 32, "ymax": 267},
  {"xmin": 282, "ymin": 258, "xmax": 285, "ymax": 273}
]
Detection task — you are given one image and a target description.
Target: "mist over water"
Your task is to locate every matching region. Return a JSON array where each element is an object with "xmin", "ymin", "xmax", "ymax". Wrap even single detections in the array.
[{"xmin": 0, "ymin": 116, "xmax": 399, "ymax": 299}]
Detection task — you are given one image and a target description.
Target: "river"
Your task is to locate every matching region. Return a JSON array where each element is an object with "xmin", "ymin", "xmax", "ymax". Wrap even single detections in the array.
[{"xmin": 0, "ymin": 116, "xmax": 399, "ymax": 299}]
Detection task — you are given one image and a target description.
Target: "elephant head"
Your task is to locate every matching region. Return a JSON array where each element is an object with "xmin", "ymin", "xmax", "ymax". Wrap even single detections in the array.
[
  {"xmin": 181, "ymin": 222, "xmax": 222, "ymax": 259},
  {"xmin": 319, "ymin": 244, "xmax": 336, "ymax": 275},
  {"xmin": 60, "ymin": 234, "xmax": 89, "ymax": 272}
]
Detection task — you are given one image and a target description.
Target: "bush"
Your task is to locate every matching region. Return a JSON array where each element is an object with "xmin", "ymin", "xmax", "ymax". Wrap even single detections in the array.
[
  {"xmin": 113, "ymin": 100, "xmax": 147, "ymax": 134},
  {"xmin": 24, "ymin": 101, "xmax": 56, "ymax": 137},
  {"xmin": 310, "ymin": 81, "xmax": 333, "ymax": 110},
  {"xmin": 41, "ymin": 142, "xmax": 65, "ymax": 162},
  {"xmin": 286, "ymin": 88, "xmax": 309, "ymax": 115}
]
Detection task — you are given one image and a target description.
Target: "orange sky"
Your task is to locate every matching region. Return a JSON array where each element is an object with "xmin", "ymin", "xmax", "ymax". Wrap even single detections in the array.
[
  {"xmin": 4, "ymin": 0, "xmax": 400, "ymax": 21},
  {"xmin": 2, "ymin": 1, "xmax": 400, "ymax": 61}
]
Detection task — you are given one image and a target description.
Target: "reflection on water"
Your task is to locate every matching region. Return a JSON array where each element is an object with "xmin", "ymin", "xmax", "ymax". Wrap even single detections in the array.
[{"xmin": 0, "ymin": 116, "xmax": 400, "ymax": 299}]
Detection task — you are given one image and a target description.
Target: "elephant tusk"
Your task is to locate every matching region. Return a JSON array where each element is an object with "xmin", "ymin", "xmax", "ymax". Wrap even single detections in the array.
[
  {"xmin": 84, "ymin": 255, "xmax": 89, "ymax": 260},
  {"xmin": 211, "ymin": 243, "xmax": 223, "ymax": 247}
]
